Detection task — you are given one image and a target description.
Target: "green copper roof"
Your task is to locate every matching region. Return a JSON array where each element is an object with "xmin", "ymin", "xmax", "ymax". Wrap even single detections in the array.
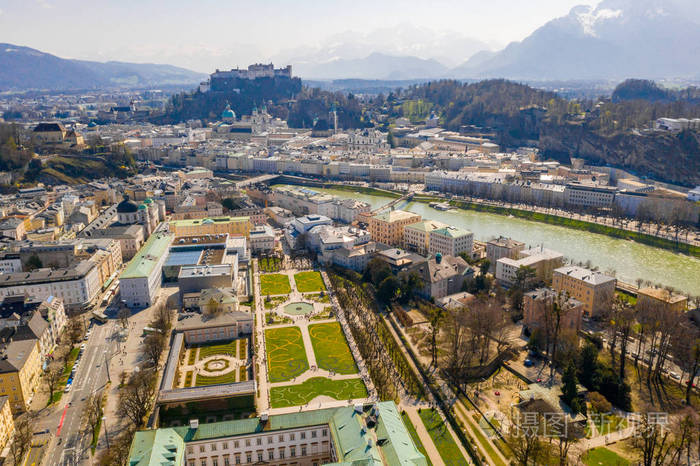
[
  {"xmin": 121, "ymin": 232, "xmax": 173, "ymax": 279},
  {"xmin": 128, "ymin": 428, "xmax": 184, "ymax": 466},
  {"xmin": 128, "ymin": 403, "xmax": 427, "ymax": 466},
  {"xmin": 432, "ymin": 226, "xmax": 472, "ymax": 238},
  {"xmin": 169, "ymin": 216, "xmax": 250, "ymax": 227},
  {"xmin": 405, "ymin": 220, "xmax": 446, "ymax": 233}
]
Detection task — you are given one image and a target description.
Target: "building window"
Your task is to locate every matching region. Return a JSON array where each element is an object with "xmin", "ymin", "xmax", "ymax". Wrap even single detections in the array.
[
  {"xmin": 212, "ymin": 443, "xmax": 217, "ymax": 451},
  {"xmin": 245, "ymin": 439, "xmax": 250, "ymax": 447},
  {"xmin": 290, "ymin": 447, "xmax": 296, "ymax": 457},
  {"xmin": 256, "ymin": 438, "xmax": 261, "ymax": 446},
  {"xmin": 235, "ymin": 454, "xmax": 240, "ymax": 465},
  {"xmin": 301, "ymin": 446, "xmax": 307, "ymax": 456},
  {"xmin": 257, "ymin": 453, "xmax": 263, "ymax": 462},
  {"xmin": 279, "ymin": 448, "xmax": 285, "ymax": 459},
  {"xmin": 300, "ymin": 432, "xmax": 306, "ymax": 440},
  {"xmin": 267, "ymin": 449, "xmax": 274, "ymax": 460},
  {"xmin": 200, "ymin": 445, "xmax": 205, "ymax": 453},
  {"xmin": 311, "ymin": 430, "xmax": 317, "ymax": 438},
  {"xmin": 212, "ymin": 459, "xmax": 218, "ymax": 466},
  {"xmin": 246, "ymin": 453, "xmax": 251, "ymax": 463}
]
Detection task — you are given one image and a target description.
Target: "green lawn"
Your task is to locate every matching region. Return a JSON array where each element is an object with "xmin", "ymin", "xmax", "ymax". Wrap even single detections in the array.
[
  {"xmin": 260, "ymin": 273, "xmax": 292, "ymax": 295},
  {"xmin": 195, "ymin": 370, "xmax": 238, "ymax": 386},
  {"xmin": 582, "ymin": 447, "xmax": 630, "ymax": 466},
  {"xmin": 401, "ymin": 412, "xmax": 433, "ymax": 466},
  {"xmin": 294, "ymin": 271, "xmax": 326, "ymax": 293},
  {"xmin": 308, "ymin": 322, "xmax": 358, "ymax": 374},
  {"xmin": 270, "ymin": 377, "xmax": 367, "ymax": 408},
  {"xmin": 466, "ymin": 414, "xmax": 506, "ymax": 466},
  {"xmin": 419, "ymin": 408, "xmax": 468, "ymax": 465},
  {"xmin": 265, "ymin": 327, "xmax": 309, "ymax": 382},
  {"xmin": 195, "ymin": 340, "xmax": 239, "ymax": 361}
]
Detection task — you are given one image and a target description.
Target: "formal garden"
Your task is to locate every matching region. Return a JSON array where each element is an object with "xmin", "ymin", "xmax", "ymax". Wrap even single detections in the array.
[
  {"xmin": 308, "ymin": 322, "xmax": 358, "ymax": 374},
  {"xmin": 178, "ymin": 338, "xmax": 250, "ymax": 388},
  {"xmin": 293, "ymin": 271, "xmax": 326, "ymax": 293},
  {"xmin": 265, "ymin": 326, "xmax": 309, "ymax": 383},
  {"xmin": 260, "ymin": 273, "xmax": 292, "ymax": 295},
  {"xmin": 269, "ymin": 377, "xmax": 367, "ymax": 408}
]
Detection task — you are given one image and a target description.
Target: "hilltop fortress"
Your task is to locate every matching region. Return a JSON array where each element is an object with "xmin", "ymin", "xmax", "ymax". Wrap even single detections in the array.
[{"xmin": 200, "ymin": 63, "xmax": 293, "ymax": 92}]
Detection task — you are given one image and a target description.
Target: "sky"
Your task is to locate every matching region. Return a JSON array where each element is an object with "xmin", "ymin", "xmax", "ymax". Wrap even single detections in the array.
[{"xmin": 0, "ymin": 0, "xmax": 598, "ymax": 72}]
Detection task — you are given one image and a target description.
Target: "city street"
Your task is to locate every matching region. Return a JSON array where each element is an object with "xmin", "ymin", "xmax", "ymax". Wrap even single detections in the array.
[{"xmin": 35, "ymin": 320, "xmax": 119, "ymax": 466}]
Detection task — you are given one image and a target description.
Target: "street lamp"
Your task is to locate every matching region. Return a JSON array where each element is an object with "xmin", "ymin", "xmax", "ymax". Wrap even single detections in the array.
[{"xmin": 102, "ymin": 416, "xmax": 110, "ymax": 449}]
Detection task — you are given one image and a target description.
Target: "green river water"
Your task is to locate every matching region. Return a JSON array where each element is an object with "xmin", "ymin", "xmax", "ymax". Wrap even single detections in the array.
[{"xmin": 280, "ymin": 185, "xmax": 700, "ymax": 296}]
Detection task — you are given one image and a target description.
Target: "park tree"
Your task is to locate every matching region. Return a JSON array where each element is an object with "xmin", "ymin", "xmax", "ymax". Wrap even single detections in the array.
[
  {"xmin": 561, "ymin": 360, "xmax": 582, "ymax": 415},
  {"xmin": 377, "ymin": 275, "xmax": 401, "ymax": 303}
]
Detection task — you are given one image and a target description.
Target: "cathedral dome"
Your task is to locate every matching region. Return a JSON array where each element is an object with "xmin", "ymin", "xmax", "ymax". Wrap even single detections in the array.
[{"xmin": 117, "ymin": 195, "xmax": 139, "ymax": 213}]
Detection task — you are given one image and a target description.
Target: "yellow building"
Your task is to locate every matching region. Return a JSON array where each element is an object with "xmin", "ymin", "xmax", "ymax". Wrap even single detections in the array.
[
  {"xmin": 367, "ymin": 210, "xmax": 422, "ymax": 247},
  {"xmin": 637, "ymin": 287, "xmax": 688, "ymax": 314},
  {"xmin": 169, "ymin": 217, "xmax": 251, "ymax": 237},
  {"xmin": 403, "ymin": 220, "xmax": 447, "ymax": 255},
  {"xmin": 0, "ymin": 396, "xmax": 14, "ymax": 452},
  {"xmin": 552, "ymin": 266, "xmax": 616, "ymax": 317},
  {"xmin": 0, "ymin": 340, "xmax": 42, "ymax": 413}
]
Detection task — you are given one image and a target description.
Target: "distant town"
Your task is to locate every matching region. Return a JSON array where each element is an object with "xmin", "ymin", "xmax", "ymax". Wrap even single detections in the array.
[{"xmin": 0, "ymin": 61, "xmax": 698, "ymax": 466}]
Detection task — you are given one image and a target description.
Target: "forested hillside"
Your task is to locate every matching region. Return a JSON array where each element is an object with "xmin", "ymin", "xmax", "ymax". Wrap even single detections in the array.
[{"xmin": 393, "ymin": 80, "xmax": 700, "ymax": 186}]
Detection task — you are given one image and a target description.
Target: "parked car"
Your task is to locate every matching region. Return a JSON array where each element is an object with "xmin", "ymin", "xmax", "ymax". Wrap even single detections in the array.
[
  {"xmin": 64, "ymin": 385, "xmax": 72, "ymax": 393},
  {"xmin": 524, "ymin": 359, "xmax": 534, "ymax": 367}
]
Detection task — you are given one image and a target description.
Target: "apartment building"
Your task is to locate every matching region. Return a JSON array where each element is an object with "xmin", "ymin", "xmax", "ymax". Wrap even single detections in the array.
[
  {"xmin": 496, "ymin": 246, "xmax": 564, "ymax": 287},
  {"xmin": 368, "ymin": 210, "xmax": 422, "ymax": 247},
  {"xmin": 403, "ymin": 220, "xmax": 447, "ymax": 255},
  {"xmin": 552, "ymin": 266, "xmax": 616, "ymax": 317},
  {"xmin": 0, "ymin": 339, "xmax": 42, "ymax": 413},
  {"xmin": 486, "ymin": 236, "xmax": 525, "ymax": 273},
  {"xmin": 637, "ymin": 287, "xmax": 688, "ymax": 314},
  {"xmin": 429, "ymin": 226, "xmax": 474, "ymax": 258},
  {"xmin": 0, "ymin": 396, "xmax": 14, "ymax": 453},
  {"xmin": 523, "ymin": 288, "xmax": 584, "ymax": 334},
  {"xmin": 564, "ymin": 183, "xmax": 616, "ymax": 208}
]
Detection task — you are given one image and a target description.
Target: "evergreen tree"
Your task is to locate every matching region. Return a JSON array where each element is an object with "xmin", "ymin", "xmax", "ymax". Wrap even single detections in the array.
[{"xmin": 562, "ymin": 360, "xmax": 582, "ymax": 415}]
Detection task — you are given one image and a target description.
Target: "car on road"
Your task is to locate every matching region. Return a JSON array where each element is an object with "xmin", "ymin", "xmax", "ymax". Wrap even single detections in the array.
[
  {"xmin": 670, "ymin": 372, "xmax": 680, "ymax": 380},
  {"xmin": 64, "ymin": 384, "xmax": 71, "ymax": 393},
  {"xmin": 524, "ymin": 359, "xmax": 534, "ymax": 367},
  {"xmin": 80, "ymin": 343, "xmax": 86, "ymax": 350}
]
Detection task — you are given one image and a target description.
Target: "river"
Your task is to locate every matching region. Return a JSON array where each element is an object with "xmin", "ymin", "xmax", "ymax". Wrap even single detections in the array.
[{"xmin": 276, "ymin": 185, "xmax": 700, "ymax": 296}]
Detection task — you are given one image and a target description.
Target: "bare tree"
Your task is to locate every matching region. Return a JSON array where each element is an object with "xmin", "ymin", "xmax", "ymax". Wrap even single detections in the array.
[
  {"xmin": 83, "ymin": 391, "xmax": 103, "ymax": 445},
  {"xmin": 117, "ymin": 307, "xmax": 131, "ymax": 329},
  {"xmin": 143, "ymin": 333, "xmax": 166, "ymax": 368},
  {"xmin": 633, "ymin": 409, "xmax": 674, "ymax": 466},
  {"xmin": 9, "ymin": 415, "xmax": 35, "ymax": 466},
  {"xmin": 98, "ymin": 426, "xmax": 136, "ymax": 466},
  {"xmin": 119, "ymin": 371, "xmax": 156, "ymax": 427},
  {"xmin": 43, "ymin": 364, "xmax": 64, "ymax": 405}
]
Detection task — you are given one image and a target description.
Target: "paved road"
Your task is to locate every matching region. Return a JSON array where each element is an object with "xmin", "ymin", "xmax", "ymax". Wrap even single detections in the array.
[{"xmin": 38, "ymin": 320, "xmax": 119, "ymax": 466}]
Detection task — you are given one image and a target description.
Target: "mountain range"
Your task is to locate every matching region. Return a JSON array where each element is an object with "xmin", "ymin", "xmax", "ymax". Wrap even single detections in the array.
[
  {"xmin": 2, "ymin": 0, "xmax": 699, "ymax": 89},
  {"xmin": 0, "ymin": 43, "xmax": 207, "ymax": 91},
  {"xmin": 453, "ymin": 0, "xmax": 700, "ymax": 80}
]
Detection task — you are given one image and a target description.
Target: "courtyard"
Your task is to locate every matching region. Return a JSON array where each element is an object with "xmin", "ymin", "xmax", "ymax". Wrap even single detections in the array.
[{"xmin": 179, "ymin": 337, "xmax": 251, "ymax": 388}]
